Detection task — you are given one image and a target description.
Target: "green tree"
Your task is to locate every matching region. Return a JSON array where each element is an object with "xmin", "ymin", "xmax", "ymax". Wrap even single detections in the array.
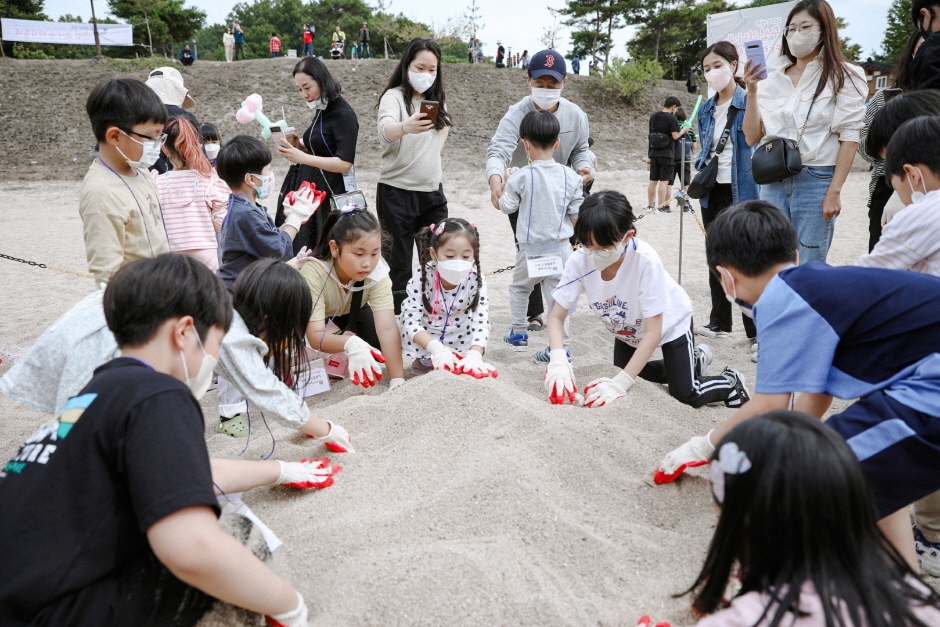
[
  {"xmin": 109, "ymin": 0, "xmax": 205, "ymax": 57},
  {"xmin": 568, "ymin": 29, "xmax": 610, "ymax": 59},
  {"xmin": 880, "ymin": 0, "xmax": 912, "ymax": 61},
  {"xmin": 561, "ymin": 0, "xmax": 623, "ymax": 65}
]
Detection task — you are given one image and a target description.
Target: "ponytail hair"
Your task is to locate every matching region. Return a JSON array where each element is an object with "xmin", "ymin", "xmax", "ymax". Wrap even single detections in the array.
[
  {"xmin": 415, "ymin": 217, "xmax": 483, "ymax": 313},
  {"xmin": 311, "ymin": 208, "xmax": 383, "ymax": 259},
  {"xmin": 163, "ymin": 117, "xmax": 212, "ymax": 178},
  {"xmin": 700, "ymin": 41, "xmax": 745, "ymax": 89}
]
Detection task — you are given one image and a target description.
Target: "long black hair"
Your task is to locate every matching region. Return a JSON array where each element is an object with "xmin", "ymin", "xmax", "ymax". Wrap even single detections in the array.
[
  {"xmin": 780, "ymin": 0, "xmax": 862, "ymax": 99},
  {"xmin": 232, "ymin": 258, "xmax": 312, "ymax": 389},
  {"xmin": 574, "ymin": 190, "xmax": 636, "ymax": 247},
  {"xmin": 376, "ymin": 38, "xmax": 453, "ymax": 130},
  {"xmin": 892, "ymin": 31, "xmax": 924, "ymax": 91},
  {"xmin": 292, "ymin": 56, "xmax": 343, "ymax": 101},
  {"xmin": 686, "ymin": 410, "xmax": 940, "ymax": 624},
  {"xmin": 865, "ymin": 89, "xmax": 940, "ymax": 159},
  {"xmin": 416, "ymin": 218, "xmax": 483, "ymax": 312},
  {"xmin": 699, "ymin": 40, "xmax": 746, "ymax": 89},
  {"xmin": 310, "ymin": 208, "xmax": 383, "ymax": 260}
]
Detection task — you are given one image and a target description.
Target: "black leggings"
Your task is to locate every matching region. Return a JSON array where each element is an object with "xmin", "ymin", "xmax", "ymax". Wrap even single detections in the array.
[
  {"xmin": 701, "ymin": 184, "xmax": 756, "ymax": 337},
  {"xmin": 613, "ymin": 325, "xmax": 734, "ymax": 408},
  {"xmin": 329, "ymin": 303, "xmax": 381, "ymax": 350},
  {"xmin": 868, "ymin": 175, "xmax": 893, "ymax": 253}
]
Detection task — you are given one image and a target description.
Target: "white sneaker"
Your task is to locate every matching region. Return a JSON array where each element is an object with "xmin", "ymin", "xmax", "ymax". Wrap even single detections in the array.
[
  {"xmin": 750, "ymin": 339, "xmax": 758, "ymax": 363},
  {"xmin": 915, "ymin": 524, "xmax": 940, "ymax": 577},
  {"xmin": 696, "ymin": 324, "xmax": 728, "ymax": 339},
  {"xmin": 694, "ymin": 344, "xmax": 712, "ymax": 377}
]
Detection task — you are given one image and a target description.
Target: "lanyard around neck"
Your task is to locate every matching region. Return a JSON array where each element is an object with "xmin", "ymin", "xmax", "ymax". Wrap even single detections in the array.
[{"xmin": 97, "ymin": 156, "xmax": 164, "ymax": 257}]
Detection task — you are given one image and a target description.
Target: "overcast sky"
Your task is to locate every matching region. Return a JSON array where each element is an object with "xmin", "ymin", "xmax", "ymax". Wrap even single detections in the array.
[{"xmin": 44, "ymin": 0, "xmax": 894, "ymax": 62}]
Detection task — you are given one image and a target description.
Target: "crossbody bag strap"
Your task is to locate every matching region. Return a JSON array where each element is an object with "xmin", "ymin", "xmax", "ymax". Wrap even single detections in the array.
[
  {"xmin": 796, "ymin": 76, "xmax": 825, "ymax": 148},
  {"xmin": 343, "ymin": 282, "xmax": 365, "ymax": 334},
  {"xmin": 713, "ymin": 105, "xmax": 738, "ymax": 155}
]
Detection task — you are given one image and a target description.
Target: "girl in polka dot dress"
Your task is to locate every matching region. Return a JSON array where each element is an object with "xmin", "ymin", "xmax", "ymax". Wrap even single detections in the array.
[{"xmin": 398, "ymin": 218, "xmax": 497, "ymax": 378}]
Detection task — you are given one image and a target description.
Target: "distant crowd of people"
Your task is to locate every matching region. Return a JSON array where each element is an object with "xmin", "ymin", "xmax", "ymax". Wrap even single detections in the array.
[{"xmin": 216, "ymin": 22, "xmax": 372, "ymax": 62}]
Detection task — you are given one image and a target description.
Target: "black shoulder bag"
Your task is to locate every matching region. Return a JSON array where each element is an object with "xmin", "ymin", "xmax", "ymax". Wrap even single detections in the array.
[
  {"xmin": 751, "ymin": 78, "xmax": 823, "ymax": 185},
  {"xmin": 648, "ymin": 115, "xmax": 671, "ymax": 150},
  {"xmin": 688, "ymin": 105, "xmax": 738, "ymax": 199}
]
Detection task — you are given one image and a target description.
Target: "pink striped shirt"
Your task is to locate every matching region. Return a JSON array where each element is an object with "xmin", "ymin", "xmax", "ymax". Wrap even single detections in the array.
[
  {"xmin": 856, "ymin": 191, "xmax": 940, "ymax": 276},
  {"xmin": 151, "ymin": 169, "xmax": 230, "ymax": 252}
]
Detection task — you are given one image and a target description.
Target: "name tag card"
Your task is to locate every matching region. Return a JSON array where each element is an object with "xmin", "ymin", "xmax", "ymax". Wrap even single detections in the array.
[
  {"xmin": 296, "ymin": 358, "xmax": 331, "ymax": 397},
  {"xmin": 526, "ymin": 254, "xmax": 564, "ymax": 277}
]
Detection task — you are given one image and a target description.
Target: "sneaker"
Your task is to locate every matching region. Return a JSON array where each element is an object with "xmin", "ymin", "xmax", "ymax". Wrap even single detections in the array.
[
  {"xmin": 217, "ymin": 413, "xmax": 250, "ymax": 438},
  {"xmin": 657, "ymin": 203, "xmax": 672, "ymax": 214},
  {"xmin": 914, "ymin": 524, "xmax": 940, "ymax": 577},
  {"xmin": 535, "ymin": 346, "xmax": 570, "ymax": 364},
  {"xmin": 694, "ymin": 344, "xmax": 712, "ymax": 377},
  {"xmin": 412, "ymin": 357, "xmax": 433, "ymax": 375},
  {"xmin": 750, "ymin": 339, "xmax": 759, "ymax": 363},
  {"xmin": 721, "ymin": 368, "xmax": 751, "ymax": 408},
  {"xmin": 503, "ymin": 329, "xmax": 529, "ymax": 351},
  {"xmin": 682, "ymin": 202, "xmax": 692, "ymax": 213},
  {"xmin": 696, "ymin": 323, "xmax": 728, "ymax": 339}
]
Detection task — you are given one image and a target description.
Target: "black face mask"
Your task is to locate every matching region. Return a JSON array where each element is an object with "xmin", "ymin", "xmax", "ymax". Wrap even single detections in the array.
[{"xmin": 918, "ymin": 9, "xmax": 935, "ymax": 40}]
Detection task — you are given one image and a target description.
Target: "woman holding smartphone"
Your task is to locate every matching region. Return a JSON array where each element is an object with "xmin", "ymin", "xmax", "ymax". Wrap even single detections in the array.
[
  {"xmin": 276, "ymin": 56, "xmax": 360, "ymax": 255},
  {"xmin": 742, "ymin": 0, "xmax": 866, "ymax": 264},
  {"xmin": 375, "ymin": 37, "xmax": 454, "ymax": 313},
  {"xmin": 693, "ymin": 41, "xmax": 760, "ymax": 352}
]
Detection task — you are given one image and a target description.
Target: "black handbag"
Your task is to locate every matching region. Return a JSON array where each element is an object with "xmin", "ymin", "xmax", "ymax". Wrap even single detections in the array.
[
  {"xmin": 751, "ymin": 78, "xmax": 823, "ymax": 185},
  {"xmin": 688, "ymin": 105, "xmax": 738, "ymax": 199}
]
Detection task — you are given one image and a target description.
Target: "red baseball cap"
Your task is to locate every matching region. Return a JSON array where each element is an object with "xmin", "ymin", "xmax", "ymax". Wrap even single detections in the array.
[{"xmin": 528, "ymin": 49, "xmax": 566, "ymax": 82}]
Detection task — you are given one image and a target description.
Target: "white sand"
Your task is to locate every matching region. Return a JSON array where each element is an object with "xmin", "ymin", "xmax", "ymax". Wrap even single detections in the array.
[{"xmin": 0, "ymin": 165, "xmax": 910, "ymax": 625}]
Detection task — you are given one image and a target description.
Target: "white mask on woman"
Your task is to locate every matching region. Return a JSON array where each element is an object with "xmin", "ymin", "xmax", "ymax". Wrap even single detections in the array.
[
  {"xmin": 704, "ymin": 65, "xmax": 734, "ymax": 92},
  {"xmin": 307, "ymin": 97, "xmax": 329, "ymax": 110},
  {"xmin": 408, "ymin": 71, "xmax": 436, "ymax": 94},
  {"xmin": 787, "ymin": 30, "xmax": 821, "ymax": 58}
]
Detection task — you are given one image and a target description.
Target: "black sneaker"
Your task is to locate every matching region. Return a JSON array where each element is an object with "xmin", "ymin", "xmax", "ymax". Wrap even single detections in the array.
[
  {"xmin": 657, "ymin": 203, "xmax": 672, "ymax": 213},
  {"xmin": 722, "ymin": 368, "xmax": 751, "ymax": 408},
  {"xmin": 696, "ymin": 323, "xmax": 728, "ymax": 339}
]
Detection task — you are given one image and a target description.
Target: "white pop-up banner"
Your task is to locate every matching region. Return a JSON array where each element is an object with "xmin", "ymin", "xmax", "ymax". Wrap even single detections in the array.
[
  {"xmin": 706, "ymin": 2, "xmax": 797, "ymax": 67},
  {"xmin": 1, "ymin": 18, "xmax": 134, "ymax": 46}
]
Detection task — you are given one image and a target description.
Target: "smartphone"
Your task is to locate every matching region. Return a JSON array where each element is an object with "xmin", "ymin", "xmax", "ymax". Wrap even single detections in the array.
[
  {"xmin": 419, "ymin": 100, "xmax": 440, "ymax": 126},
  {"xmin": 744, "ymin": 39, "xmax": 768, "ymax": 80},
  {"xmin": 269, "ymin": 124, "xmax": 288, "ymax": 148},
  {"xmin": 883, "ymin": 87, "xmax": 903, "ymax": 102}
]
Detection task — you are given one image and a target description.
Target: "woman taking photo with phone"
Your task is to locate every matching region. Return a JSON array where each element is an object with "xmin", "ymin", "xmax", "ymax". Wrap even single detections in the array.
[
  {"xmin": 694, "ymin": 41, "xmax": 760, "ymax": 349},
  {"xmin": 375, "ymin": 37, "xmax": 454, "ymax": 313},
  {"xmin": 275, "ymin": 56, "xmax": 360, "ymax": 255},
  {"xmin": 742, "ymin": 0, "xmax": 866, "ymax": 264}
]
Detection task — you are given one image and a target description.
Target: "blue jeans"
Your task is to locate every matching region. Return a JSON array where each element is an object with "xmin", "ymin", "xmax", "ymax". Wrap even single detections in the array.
[
  {"xmin": 272, "ymin": 51, "xmax": 279, "ymax": 57},
  {"xmin": 759, "ymin": 165, "xmax": 836, "ymax": 264},
  {"xmin": 304, "ymin": 43, "xmax": 313, "ymax": 56}
]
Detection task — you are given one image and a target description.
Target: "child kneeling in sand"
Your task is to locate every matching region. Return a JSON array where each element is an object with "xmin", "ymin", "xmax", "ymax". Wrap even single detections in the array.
[
  {"xmin": 398, "ymin": 218, "xmax": 497, "ymax": 378},
  {"xmin": 683, "ymin": 411, "xmax": 940, "ymax": 626},
  {"xmin": 544, "ymin": 190, "xmax": 749, "ymax": 409},
  {"xmin": 0, "ymin": 255, "xmax": 313, "ymax": 627},
  {"xmin": 298, "ymin": 208, "xmax": 405, "ymax": 390}
]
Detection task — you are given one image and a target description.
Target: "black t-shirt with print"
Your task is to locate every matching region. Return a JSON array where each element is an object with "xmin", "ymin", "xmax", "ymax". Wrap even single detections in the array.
[
  {"xmin": 0, "ymin": 358, "xmax": 218, "ymax": 627},
  {"xmin": 648, "ymin": 111, "xmax": 679, "ymax": 159}
]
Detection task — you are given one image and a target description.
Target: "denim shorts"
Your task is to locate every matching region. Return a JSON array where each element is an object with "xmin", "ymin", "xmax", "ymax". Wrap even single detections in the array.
[{"xmin": 759, "ymin": 165, "xmax": 835, "ymax": 264}]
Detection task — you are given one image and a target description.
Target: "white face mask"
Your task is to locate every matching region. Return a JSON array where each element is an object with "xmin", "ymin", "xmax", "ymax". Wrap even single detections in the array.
[
  {"xmin": 718, "ymin": 268, "xmax": 754, "ymax": 319},
  {"xmin": 307, "ymin": 97, "xmax": 329, "ymax": 110},
  {"xmin": 118, "ymin": 130, "xmax": 165, "ymax": 168},
  {"xmin": 408, "ymin": 71, "xmax": 436, "ymax": 94},
  {"xmin": 180, "ymin": 332, "xmax": 217, "ymax": 400},
  {"xmin": 247, "ymin": 173, "xmax": 275, "ymax": 200},
  {"xmin": 204, "ymin": 144, "xmax": 220, "ymax": 159},
  {"xmin": 907, "ymin": 167, "xmax": 930, "ymax": 205},
  {"xmin": 588, "ymin": 241, "xmax": 626, "ymax": 272},
  {"xmin": 787, "ymin": 30, "xmax": 821, "ymax": 58},
  {"xmin": 436, "ymin": 259, "xmax": 473, "ymax": 285},
  {"xmin": 347, "ymin": 257, "xmax": 390, "ymax": 291},
  {"xmin": 704, "ymin": 65, "xmax": 734, "ymax": 92},
  {"xmin": 531, "ymin": 87, "xmax": 562, "ymax": 110}
]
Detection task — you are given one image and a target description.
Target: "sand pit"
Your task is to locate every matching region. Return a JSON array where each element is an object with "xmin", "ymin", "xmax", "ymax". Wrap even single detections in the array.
[{"xmin": 3, "ymin": 164, "xmax": 931, "ymax": 625}]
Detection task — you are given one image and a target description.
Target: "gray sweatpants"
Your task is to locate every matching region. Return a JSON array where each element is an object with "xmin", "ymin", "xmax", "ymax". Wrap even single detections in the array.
[{"xmin": 510, "ymin": 240, "xmax": 572, "ymax": 343}]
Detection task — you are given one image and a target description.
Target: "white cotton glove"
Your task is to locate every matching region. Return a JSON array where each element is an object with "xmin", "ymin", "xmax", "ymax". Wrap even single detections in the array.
[
  {"xmin": 276, "ymin": 459, "xmax": 341, "ymax": 489},
  {"xmin": 388, "ymin": 377, "xmax": 405, "ymax": 391},
  {"xmin": 316, "ymin": 420, "xmax": 354, "ymax": 453},
  {"xmin": 344, "ymin": 335, "xmax": 385, "ymax": 388},
  {"xmin": 283, "ymin": 181, "xmax": 326, "ymax": 230},
  {"xmin": 583, "ymin": 371, "xmax": 635, "ymax": 408},
  {"xmin": 265, "ymin": 592, "xmax": 310, "ymax": 627},
  {"xmin": 655, "ymin": 430, "xmax": 716, "ymax": 483},
  {"xmin": 455, "ymin": 350, "xmax": 498, "ymax": 379},
  {"xmin": 426, "ymin": 339, "xmax": 462, "ymax": 373},
  {"xmin": 544, "ymin": 349, "xmax": 577, "ymax": 405}
]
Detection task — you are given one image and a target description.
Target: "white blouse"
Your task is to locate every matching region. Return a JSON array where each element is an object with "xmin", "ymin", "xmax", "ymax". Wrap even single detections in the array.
[{"xmin": 756, "ymin": 52, "xmax": 867, "ymax": 167}]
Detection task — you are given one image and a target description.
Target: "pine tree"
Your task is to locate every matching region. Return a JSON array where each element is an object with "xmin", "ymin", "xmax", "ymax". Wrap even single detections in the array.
[{"xmin": 880, "ymin": 0, "xmax": 913, "ymax": 62}]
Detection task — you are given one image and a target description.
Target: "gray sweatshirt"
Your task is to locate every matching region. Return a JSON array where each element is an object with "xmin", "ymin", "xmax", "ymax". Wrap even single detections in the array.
[
  {"xmin": 499, "ymin": 160, "xmax": 583, "ymax": 244},
  {"xmin": 485, "ymin": 96, "xmax": 594, "ymax": 183}
]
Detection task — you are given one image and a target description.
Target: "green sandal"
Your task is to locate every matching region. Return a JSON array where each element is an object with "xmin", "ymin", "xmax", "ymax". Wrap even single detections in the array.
[{"xmin": 216, "ymin": 413, "xmax": 250, "ymax": 438}]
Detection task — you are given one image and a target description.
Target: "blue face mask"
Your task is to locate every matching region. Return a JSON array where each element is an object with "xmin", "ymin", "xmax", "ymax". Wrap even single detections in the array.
[{"xmin": 719, "ymin": 268, "xmax": 754, "ymax": 319}]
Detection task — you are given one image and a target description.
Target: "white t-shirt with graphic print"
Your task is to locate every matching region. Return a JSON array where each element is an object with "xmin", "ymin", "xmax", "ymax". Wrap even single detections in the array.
[{"xmin": 552, "ymin": 238, "xmax": 692, "ymax": 347}]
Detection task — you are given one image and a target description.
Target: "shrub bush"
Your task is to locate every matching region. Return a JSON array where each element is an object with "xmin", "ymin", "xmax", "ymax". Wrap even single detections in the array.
[{"xmin": 601, "ymin": 57, "xmax": 664, "ymax": 104}]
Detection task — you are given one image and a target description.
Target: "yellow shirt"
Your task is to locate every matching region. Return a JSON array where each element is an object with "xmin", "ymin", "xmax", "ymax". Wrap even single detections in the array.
[
  {"xmin": 332, "ymin": 30, "xmax": 345, "ymax": 42},
  {"xmin": 79, "ymin": 159, "xmax": 170, "ymax": 286},
  {"xmin": 298, "ymin": 257, "xmax": 394, "ymax": 322}
]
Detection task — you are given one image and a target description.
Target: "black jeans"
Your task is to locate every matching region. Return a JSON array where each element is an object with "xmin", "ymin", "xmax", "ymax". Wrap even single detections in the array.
[
  {"xmin": 701, "ymin": 184, "xmax": 756, "ymax": 338},
  {"xmin": 234, "ymin": 43, "xmax": 245, "ymax": 59},
  {"xmin": 330, "ymin": 303, "xmax": 381, "ymax": 350},
  {"xmin": 376, "ymin": 182, "xmax": 448, "ymax": 313},
  {"xmin": 868, "ymin": 174, "xmax": 893, "ymax": 252},
  {"xmin": 507, "ymin": 211, "xmax": 544, "ymax": 320},
  {"xmin": 613, "ymin": 325, "xmax": 734, "ymax": 408}
]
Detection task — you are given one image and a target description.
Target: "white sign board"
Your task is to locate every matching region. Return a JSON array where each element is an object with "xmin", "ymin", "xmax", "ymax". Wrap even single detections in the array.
[
  {"xmin": 1, "ymin": 18, "xmax": 134, "ymax": 46},
  {"xmin": 706, "ymin": 2, "xmax": 796, "ymax": 69}
]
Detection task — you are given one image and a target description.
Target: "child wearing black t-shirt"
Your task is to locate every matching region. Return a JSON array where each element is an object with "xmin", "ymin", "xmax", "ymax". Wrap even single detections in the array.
[{"xmin": 0, "ymin": 255, "xmax": 312, "ymax": 627}]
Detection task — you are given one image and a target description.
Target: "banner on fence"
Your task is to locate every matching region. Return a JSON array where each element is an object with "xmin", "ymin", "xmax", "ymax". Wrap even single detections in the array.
[{"xmin": 1, "ymin": 18, "xmax": 134, "ymax": 46}]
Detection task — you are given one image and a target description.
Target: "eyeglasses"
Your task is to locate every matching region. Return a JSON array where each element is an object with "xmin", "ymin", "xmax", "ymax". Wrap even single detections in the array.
[
  {"xmin": 784, "ymin": 23, "xmax": 819, "ymax": 37},
  {"xmin": 120, "ymin": 128, "xmax": 167, "ymax": 147}
]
